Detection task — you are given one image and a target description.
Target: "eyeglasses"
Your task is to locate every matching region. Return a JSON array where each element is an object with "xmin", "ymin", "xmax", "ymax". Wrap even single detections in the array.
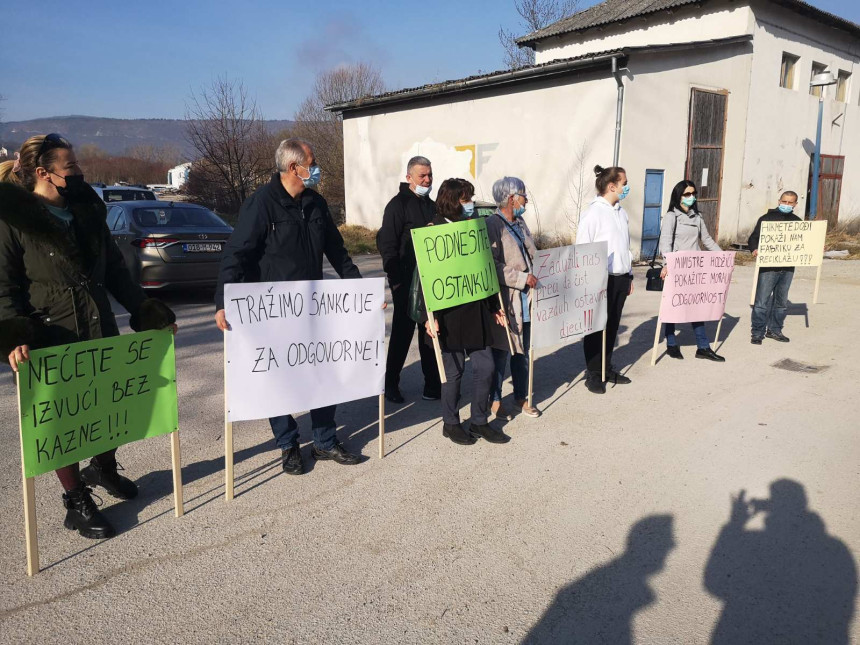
[
  {"xmin": 514, "ymin": 193, "xmax": 529, "ymax": 203},
  {"xmin": 36, "ymin": 133, "xmax": 69, "ymax": 163}
]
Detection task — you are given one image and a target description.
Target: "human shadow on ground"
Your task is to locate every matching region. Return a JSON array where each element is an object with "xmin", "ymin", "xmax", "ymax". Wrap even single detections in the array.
[
  {"xmin": 522, "ymin": 514, "xmax": 675, "ymax": 644},
  {"xmin": 704, "ymin": 479, "xmax": 857, "ymax": 644}
]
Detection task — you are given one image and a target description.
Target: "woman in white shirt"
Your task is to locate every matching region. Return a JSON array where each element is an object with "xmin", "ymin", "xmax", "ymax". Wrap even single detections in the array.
[{"xmin": 575, "ymin": 165, "xmax": 634, "ymax": 395}]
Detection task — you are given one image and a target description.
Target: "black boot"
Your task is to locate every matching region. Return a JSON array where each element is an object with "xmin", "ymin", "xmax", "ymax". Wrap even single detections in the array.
[
  {"xmin": 442, "ymin": 423, "xmax": 477, "ymax": 445},
  {"xmin": 62, "ymin": 486, "xmax": 115, "ymax": 540},
  {"xmin": 470, "ymin": 422, "xmax": 511, "ymax": 444},
  {"xmin": 584, "ymin": 371, "xmax": 606, "ymax": 394},
  {"xmin": 81, "ymin": 458, "xmax": 138, "ymax": 500}
]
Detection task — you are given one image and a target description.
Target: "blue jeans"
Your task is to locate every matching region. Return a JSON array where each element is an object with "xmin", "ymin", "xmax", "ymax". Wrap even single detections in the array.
[
  {"xmin": 665, "ymin": 322, "xmax": 710, "ymax": 349},
  {"xmin": 751, "ymin": 269, "xmax": 794, "ymax": 338},
  {"xmin": 490, "ymin": 322, "xmax": 530, "ymax": 402},
  {"xmin": 269, "ymin": 405, "xmax": 337, "ymax": 451}
]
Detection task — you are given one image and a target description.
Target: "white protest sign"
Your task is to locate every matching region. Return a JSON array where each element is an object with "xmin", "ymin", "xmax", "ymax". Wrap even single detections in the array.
[
  {"xmin": 224, "ymin": 279, "xmax": 385, "ymax": 422},
  {"xmin": 530, "ymin": 242, "xmax": 609, "ymax": 350}
]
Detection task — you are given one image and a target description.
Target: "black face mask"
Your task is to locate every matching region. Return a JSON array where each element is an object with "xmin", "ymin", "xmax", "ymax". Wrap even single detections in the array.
[{"xmin": 52, "ymin": 173, "xmax": 88, "ymax": 200}]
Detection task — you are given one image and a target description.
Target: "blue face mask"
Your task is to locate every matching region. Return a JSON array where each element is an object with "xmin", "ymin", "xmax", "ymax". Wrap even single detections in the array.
[
  {"xmin": 618, "ymin": 184, "xmax": 630, "ymax": 201},
  {"xmin": 778, "ymin": 204, "xmax": 794, "ymax": 214},
  {"xmin": 299, "ymin": 164, "xmax": 321, "ymax": 188},
  {"xmin": 513, "ymin": 206, "xmax": 526, "ymax": 217},
  {"xmin": 461, "ymin": 202, "xmax": 475, "ymax": 217},
  {"xmin": 681, "ymin": 195, "xmax": 697, "ymax": 208}
]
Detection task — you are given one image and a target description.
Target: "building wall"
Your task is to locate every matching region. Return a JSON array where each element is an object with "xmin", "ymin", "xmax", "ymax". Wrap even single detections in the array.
[
  {"xmin": 618, "ymin": 42, "xmax": 754, "ymax": 251},
  {"xmin": 534, "ymin": 1, "xmax": 754, "ymax": 64},
  {"xmin": 341, "ymin": 73, "xmax": 619, "ymax": 242},
  {"xmin": 740, "ymin": 1, "xmax": 860, "ymax": 228}
]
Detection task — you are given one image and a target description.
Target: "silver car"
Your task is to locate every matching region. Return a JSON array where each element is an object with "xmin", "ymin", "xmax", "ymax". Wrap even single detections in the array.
[{"xmin": 107, "ymin": 200, "xmax": 233, "ymax": 289}]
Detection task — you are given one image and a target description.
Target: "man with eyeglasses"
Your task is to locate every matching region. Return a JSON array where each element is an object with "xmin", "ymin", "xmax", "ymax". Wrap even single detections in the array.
[{"xmin": 215, "ymin": 138, "xmax": 366, "ymax": 475}]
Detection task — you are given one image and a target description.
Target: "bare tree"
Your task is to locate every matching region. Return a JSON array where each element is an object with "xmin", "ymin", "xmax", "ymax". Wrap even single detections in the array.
[
  {"xmin": 290, "ymin": 63, "xmax": 385, "ymax": 219},
  {"xmin": 566, "ymin": 138, "xmax": 591, "ymax": 237},
  {"xmin": 185, "ymin": 77, "xmax": 275, "ymax": 214},
  {"xmin": 499, "ymin": 0, "xmax": 579, "ymax": 69}
]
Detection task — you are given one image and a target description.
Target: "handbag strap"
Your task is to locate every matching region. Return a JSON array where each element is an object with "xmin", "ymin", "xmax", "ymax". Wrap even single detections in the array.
[{"xmin": 651, "ymin": 211, "xmax": 678, "ymax": 268}]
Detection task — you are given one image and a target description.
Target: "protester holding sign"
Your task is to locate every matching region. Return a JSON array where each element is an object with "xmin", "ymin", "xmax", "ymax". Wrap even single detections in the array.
[
  {"xmin": 575, "ymin": 166, "xmax": 634, "ymax": 394},
  {"xmin": 747, "ymin": 191, "xmax": 801, "ymax": 344},
  {"xmin": 658, "ymin": 180, "xmax": 725, "ymax": 362},
  {"xmin": 486, "ymin": 177, "xmax": 540, "ymax": 419},
  {"xmin": 376, "ymin": 156, "xmax": 441, "ymax": 404},
  {"xmin": 0, "ymin": 134, "xmax": 176, "ymax": 539},
  {"xmin": 420, "ymin": 179, "xmax": 510, "ymax": 445},
  {"xmin": 215, "ymin": 138, "xmax": 366, "ymax": 475}
]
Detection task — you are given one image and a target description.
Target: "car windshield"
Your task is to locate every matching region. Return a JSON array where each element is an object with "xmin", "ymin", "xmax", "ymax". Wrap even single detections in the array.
[
  {"xmin": 103, "ymin": 189, "xmax": 156, "ymax": 202},
  {"xmin": 133, "ymin": 207, "xmax": 228, "ymax": 228}
]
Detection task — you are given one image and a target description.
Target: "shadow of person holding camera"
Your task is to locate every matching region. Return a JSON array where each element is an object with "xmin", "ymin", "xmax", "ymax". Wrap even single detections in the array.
[
  {"xmin": 704, "ymin": 479, "xmax": 857, "ymax": 644},
  {"xmin": 523, "ymin": 515, "xmax": 675, "ymax": 644}
]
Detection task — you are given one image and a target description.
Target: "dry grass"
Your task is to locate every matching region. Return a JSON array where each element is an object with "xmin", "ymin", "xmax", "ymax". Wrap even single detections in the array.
[
  {"xmin": 533, "ymin": 231, "xmax": 574, "ymax": 250},
  {"xmin": 826, "ymin": 221, "xmax": 860, "ymax": 259},
  {"xmin": 339, "ymin": 224, "xmax": 378, "ymax": 255}
]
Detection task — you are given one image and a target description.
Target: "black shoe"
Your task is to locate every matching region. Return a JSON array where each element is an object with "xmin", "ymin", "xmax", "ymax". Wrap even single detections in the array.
[
  {"xmin": 607, "ymin": 368, "xmax": 632, "ymax": 385},
  {"xmin": 751, "ymin": 336, "xmax": 763, "ymax": 345},
  {"xmin": 695, "ymin": 347, "xmax": 726, "ymax": 362},
  {"xmin": 442, "ymin": 423, "xmax": 477, "ymax": 445},
  {"xmin": 281, "ymin": 447, "xmax": 304, "ymax": 475},
  {"xmin": 62, "ymin": 486, "xmax": 115, "ymax": 540},
  {"xmin": 766, "ymin": 330, "xmax": 790, "ymax": 343},
  {"xmin": 385, "ymin": 388, "xmax": 405, "ymax": 404},
  {"xmin": 80, "ymin": 459, "xmax": 138, "ymax": 500},
  {"xmin": 470, "ymin": 422, "xmax": 511, "ymax": 444},
  {"xmin": 584, "ymin": 373, "xmax": 606, "ymax": 394},
  {"xmin": 666, "ymin": 345, "xmax": 684, "ymax": 359},
  {"xmin": 311, "ymin": 443, "xmax": 365, "ymax": 465},
  {"xmin": 422, "ymin": 387, "xmax": 441, "ymax": 401}
]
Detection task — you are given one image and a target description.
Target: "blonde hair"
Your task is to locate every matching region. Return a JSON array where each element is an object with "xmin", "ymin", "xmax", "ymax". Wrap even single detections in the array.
[{"xmin": 0, "ymin": 134, "xmax": 73, "ymax": 190}]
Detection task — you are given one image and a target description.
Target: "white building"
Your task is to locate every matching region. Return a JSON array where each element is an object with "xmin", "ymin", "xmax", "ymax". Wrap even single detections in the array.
[
  {"xmin": 167, "ymin": 162, "xmax": 192, "ymax": 190},
  {"xmin": 328, "ymin": 0, "xmax": 860, "ymax": 257}
]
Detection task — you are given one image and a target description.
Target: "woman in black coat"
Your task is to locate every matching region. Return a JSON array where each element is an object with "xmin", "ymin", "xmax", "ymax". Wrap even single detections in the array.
[
  {"xmin": 420, "ymin": 178, "xmax": 510, "ymax": 446},
  {"xmin": 0, "ymin": 134, "xmax": 176, "ymax": 540}
]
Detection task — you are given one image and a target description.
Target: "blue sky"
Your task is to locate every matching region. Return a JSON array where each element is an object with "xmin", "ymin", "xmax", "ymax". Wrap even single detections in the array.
[{"xmin": 2, "ymin": 0, "xmax": 858, "ymax": 122}]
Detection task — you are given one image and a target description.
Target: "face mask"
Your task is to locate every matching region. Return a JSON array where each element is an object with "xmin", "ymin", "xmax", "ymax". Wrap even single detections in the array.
[
  {"xmin": 513, "ymin": 206, "xmax": 526, "ymax": 217},
  {"xmin": 778, "ymin": 204, "xmax": 794, "ymax": 214},
  {"xmin": 681, "ymin": 195, "xmax": 697, "ymax": 207},
  {"xmin": 52, "ymin": 172, "xmax": 88, "ymax": 199},
  {"xmin": 414, "ymin": 184, "xmax": 431, "ymax": 197},
  {"xmin": 461, "ymin": 202, "xmax": 475, "ymax": 217},
  {"xmin": 617, "ymin": 185, "xmax": 630, "ymax": 201},
  {"xmin": 298, "ymin": 165, "xmax": 321, "ymax": 188}
]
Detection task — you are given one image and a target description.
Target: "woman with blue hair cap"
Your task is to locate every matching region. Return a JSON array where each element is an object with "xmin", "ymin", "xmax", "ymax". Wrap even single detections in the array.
[{"xmin": 486, "ymin": 176, "xmax": 541, "ymax": 419}]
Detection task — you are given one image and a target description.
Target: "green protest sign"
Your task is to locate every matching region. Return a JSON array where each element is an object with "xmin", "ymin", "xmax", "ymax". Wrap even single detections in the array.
[
  {"xmin": 17, "ymin": 330, "xmax": 178, "ymax": 478},
  {"xmin": 411, "ymin": 218, "xmax": 500, "ymax": 311}
]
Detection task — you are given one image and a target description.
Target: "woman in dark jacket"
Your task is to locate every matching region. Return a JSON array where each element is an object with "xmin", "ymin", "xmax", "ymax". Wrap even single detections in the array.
[
  {"xmin": 421, "ymin": 179, "xmax": 510, "ymax": 446},
  {"xmin": 0, "ymin": 134, "xmax": 176, "ymax": 540}
]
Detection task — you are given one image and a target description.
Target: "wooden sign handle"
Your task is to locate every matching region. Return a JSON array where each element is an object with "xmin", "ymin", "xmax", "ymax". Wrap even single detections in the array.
[
  {"xmin": 223, "ymin": 333, "xmax": 234, "ymax": 502},
  {"xmin": 378, "ymin": 394, "xmax": 385, "ymax": 459},
  {"xmin": 650, "ymin": 315, "xmax": 663, "ymax": 366},
  {"xmin": 170, "ymin": 431, "xmax": 184, "ymax": 517},
  {"xmin": 749, "ymin": 263, "xmax": 760, "ymax": 307},
  {"xmin": 17, "ymin": 373, "xmax": 39, "ymax": 576},
  {"xmin": 813, "ymin": 263, "xmax": 823, "ymax": 304},
  {"xmin": 601, "ymin": 329, "xmax": 607, "ymax": 382},
  {"xmin": 426, "ymin": 310, "xmax": 447, "ymax": 385},
  {"xmin": 527, "ymin": 294, "xmax": 535, "ymax": 408},
  {"xmin": 498, "ymin": 293, "xmax": 515, "ymax": 355}
]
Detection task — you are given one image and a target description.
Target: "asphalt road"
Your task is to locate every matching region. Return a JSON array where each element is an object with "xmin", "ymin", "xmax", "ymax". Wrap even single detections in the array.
[{"xmin": 0, "ymin": 257, "xmax": 858, "ymax": 644}]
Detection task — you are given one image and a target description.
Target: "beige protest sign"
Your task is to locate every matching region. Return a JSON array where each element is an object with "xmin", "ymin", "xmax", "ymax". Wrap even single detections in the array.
[{"xmin": 757, "ymin": 220, "xmax": 826, "ymax": 267}]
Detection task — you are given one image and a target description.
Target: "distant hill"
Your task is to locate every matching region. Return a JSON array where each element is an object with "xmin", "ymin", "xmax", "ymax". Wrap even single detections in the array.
[{"xmin": 0, "ymin": 116, "xmax": 294, "ymax": 159}]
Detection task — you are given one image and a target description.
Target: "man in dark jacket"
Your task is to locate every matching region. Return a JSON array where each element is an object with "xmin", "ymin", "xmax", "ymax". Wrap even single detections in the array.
[
  {"xmin": 747, "ymin": 191, "xmax": 801, "ymax": 344},
  {"xmin": 215, "ymin": 138, "xmax": 365, "ymax": 475},
  {"xmin": 376, "ymin": 156, "xmax": 441, "ymax": 403}
]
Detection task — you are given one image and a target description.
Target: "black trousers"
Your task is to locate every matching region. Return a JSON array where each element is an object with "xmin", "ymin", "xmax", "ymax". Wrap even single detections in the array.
[
  {"xmin": 583, "ymin": 273, "xmax": 631, "ymax": 374},
  {"xmin": 385, "ymin": 283, "xmax": 442, "ymax": 393}
]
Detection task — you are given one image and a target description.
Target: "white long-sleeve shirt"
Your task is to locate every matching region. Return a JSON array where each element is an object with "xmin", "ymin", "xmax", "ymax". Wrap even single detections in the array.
[{"xmin": 576, "ymin": 196, "xmax": 633, "ymax": 275}]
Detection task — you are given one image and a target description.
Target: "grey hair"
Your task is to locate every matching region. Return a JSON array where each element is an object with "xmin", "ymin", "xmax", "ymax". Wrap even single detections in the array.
[
  {"xmin": 406, "ymin": 156, "xmax": 432, "ymax": 174},
  {"xmin": 492, "ymin": 176, "xmax": 526, "ymax": 207},
  {"xmin": 276, "ymin": 138, "xmax": 312, "ymax": 173}
]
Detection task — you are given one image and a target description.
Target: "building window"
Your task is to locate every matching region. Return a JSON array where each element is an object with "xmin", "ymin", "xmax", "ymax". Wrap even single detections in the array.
[
  {"xmin": 780, "ymin": 53, "xmax": 799, "ymax": 89},
  {"xmin": 810, "ymin": 62, "xmax": 827, "ymax": 97},
  {"xmin": 836, "ymin": 70, "xmax": 850, "ymax": 102}
]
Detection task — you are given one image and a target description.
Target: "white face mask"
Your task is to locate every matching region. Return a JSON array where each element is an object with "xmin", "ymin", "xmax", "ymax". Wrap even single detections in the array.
[{"xmin": 414, "ymin": 184, "xmax": 431, "ymax": 197}]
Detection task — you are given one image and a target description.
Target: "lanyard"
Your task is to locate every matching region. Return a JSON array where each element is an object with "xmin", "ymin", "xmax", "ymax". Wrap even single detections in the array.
[{"xmin": 496, "ymin": 213, "xmax": 532, "ymax": 271}]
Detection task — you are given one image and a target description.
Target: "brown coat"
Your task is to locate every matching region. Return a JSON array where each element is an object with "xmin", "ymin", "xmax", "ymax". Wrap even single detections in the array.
[{"xmin": 486, "ymin": 211, "xmax": 537, "ymax": 355}]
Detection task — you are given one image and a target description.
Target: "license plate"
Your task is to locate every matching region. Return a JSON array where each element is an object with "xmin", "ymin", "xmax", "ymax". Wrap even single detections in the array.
[{"xmin": 183, "ymin": 243, "xmax": 222, "ymax": 253}]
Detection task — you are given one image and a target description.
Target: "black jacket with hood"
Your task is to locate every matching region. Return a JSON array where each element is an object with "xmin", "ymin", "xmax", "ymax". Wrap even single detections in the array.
[
  {"xmin": 0, "ymin": 182, "xmax": 175, "ymax": 356},
  {"xmin": 747, "ymin": 208, "xmax": 802, "ymax": 273}
]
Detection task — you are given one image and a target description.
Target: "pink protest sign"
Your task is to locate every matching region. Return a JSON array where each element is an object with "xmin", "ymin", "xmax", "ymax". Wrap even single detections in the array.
[{"xmin": 660, "ymin": 251, "xmax": 735, "ymax": 323}]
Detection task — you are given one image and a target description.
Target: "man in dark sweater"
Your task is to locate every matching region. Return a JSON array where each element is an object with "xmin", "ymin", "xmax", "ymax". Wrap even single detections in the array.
[
  {"xmin": 747, "ymin": 191, "xmax": 801, "ymax": 344},
  {"xmin": 215, "ymin": 138, "xmax": 365, "ymax": 475},
  {"xmin": 376, "ymin": 156, "xmax": 442, "ymax": 403}
]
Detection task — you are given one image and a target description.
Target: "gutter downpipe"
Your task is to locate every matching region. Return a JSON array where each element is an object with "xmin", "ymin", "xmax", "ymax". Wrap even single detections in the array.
[{"xmin": 612, "ymin": 56, "xmax": 625, "ymax": 166}]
